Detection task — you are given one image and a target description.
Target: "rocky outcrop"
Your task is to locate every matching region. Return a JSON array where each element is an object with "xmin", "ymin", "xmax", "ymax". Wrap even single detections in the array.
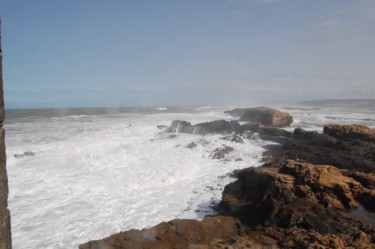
[
  {"xmin": 225, "ymin": 107, "xmax": 293, "ymax": 127},
  {"xmin": 81, "ymin": 124, "xmax": 375, "ymax": 248},
  {"xmin": 263, "ymin": 126, "xmax": 375, "ymax": 173},
  {"xmin": 219, "ymin": 160, "xmax": 375, "ymax": 248},
  {"xmin": 324, "ymin": 124, "xmax": 375, "ymax": 143},
  {"xmin": 166, "ymin": 120, "xmax": 241, "ymax": 135},
  {"xmin": 0, "ymin": 20, "xmax": 12, "ymax": 249},
  {"xmin": 79, "ymin": 216, "xmax": 244, "ymax": 249}
]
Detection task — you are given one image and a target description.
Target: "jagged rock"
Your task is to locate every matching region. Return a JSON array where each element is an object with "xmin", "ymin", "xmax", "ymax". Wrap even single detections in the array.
[
  {"xmin": 263, "ymin": 124, "xmax": 375, "ymax": 173},
  {"xmin": 220, "ymin": 160, "xmax": 370, "ymax": 223},
  {"xmin": 346, "ymin": 172, "xmax": 375, "ymax": 189},
  {"xmin": 225, "ymin": 107, "xmax": 293, "ymax": 127},
  {"xmin": 167, "ymin": 120, "xmax": 241, "ymax": 135},
  {"xmin": 324, "ymin": 124, "xmax": 375, "ymax": 143},
  {"xmin": 219, "ymin": 160, "xmax": 375, "ymax": 248}
]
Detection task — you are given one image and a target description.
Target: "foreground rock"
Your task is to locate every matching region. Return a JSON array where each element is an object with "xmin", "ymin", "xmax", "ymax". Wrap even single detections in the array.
[
  {"xmin": 225, "ymin": 107, "xmax": 293, "ymax": 127},
  {"xmin": 219, "ymin": 160, "xmax": 375, "ymax": 248},
  {"xmin": 79, "ymin": 216, "xmax": 244, "ymax": 249}
]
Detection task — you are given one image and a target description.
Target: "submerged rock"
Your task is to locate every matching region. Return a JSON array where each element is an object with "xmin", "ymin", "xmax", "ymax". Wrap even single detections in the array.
[
  {"xmin": 186, "ymin": 142, "xmax": 198, "ymax": 149},
  {"xmin": 211, "ymin": 146, "xmax": 234, "ymax": 160}
]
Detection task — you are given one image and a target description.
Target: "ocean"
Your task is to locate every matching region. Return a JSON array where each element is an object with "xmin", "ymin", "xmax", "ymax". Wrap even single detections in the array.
[{"xmin": 4, "ymin": 104, "xmax": 375, "ymax": 249}]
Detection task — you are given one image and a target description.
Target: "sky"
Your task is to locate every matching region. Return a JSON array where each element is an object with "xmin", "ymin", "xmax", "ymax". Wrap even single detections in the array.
[{"xmin": 0, "ymin": 0, "xmax": 374, "ymax": 108}]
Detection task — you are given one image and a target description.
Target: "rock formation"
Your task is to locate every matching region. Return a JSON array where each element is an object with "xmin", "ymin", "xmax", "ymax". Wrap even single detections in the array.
[
  {"xmin": 166, "ymin": 120, "xmax": 241, "ymax": 135},
  {"xmin": 225, "ymin": 107, "xmax": 293, "ymax": 127},
  {"xmin": 81, "ymin": 121, "xmax": 375, "ymax": 248},
  {"xmin": 0, "ymin": 18, "xmax": 12, "ymax": 249},
  {"xmin": 263, "ymin": 125, "xmax": 375, "ymax": 173}
]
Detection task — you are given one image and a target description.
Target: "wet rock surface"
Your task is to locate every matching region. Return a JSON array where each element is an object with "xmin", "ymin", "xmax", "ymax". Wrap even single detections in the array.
[{"xmin": 81, "ymin": 123, "xmax": 375, "ymax": 248}]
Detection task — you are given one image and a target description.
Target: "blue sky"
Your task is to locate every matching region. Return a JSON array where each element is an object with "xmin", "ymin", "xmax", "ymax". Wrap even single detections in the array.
[{"xmin": 1, "ymin": 0, "xmax": 374, "ymax": 108}]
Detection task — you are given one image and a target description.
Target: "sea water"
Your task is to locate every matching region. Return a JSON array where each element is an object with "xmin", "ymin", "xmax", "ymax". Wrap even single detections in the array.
[{"xmin": 5, "ymin": 105, "xmax": 375, "ymax": 249}]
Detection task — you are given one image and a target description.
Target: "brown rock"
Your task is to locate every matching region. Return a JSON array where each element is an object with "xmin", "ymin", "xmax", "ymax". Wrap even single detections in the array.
[
  {"xmin": 219, "ymin": 161, "xmax": 374, "ymax": 237},
  {"xmin": 79, "ymin": 216, "xmax": 243, "ymax": 249}
]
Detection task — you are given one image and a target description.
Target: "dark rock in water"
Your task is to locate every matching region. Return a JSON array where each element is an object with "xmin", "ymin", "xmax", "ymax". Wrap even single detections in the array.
[
  {"xmin": 14, "ymin": 151, "xmax": 35, "ymax": 159},
  {"xmin": 211, "ymin": 146, "xmax": 234, "ymax": 159},
  {"xmin": 186, "ymin": 142, "xmax": 197, "ymax": 149},
  {"xmin": 166, "ymin": 120, "xmax": 241, "ymax": 135},
  {"xmin": 157, "ymin": 125, "xmax": 168, "ymax": 129},
  {"xmin": 225, "ymin": 107, "xmax": 293, "ymax": 127},
  {"xmin": 324, "ymin": 124, "xmax": 375, "ymax": 143},
  {"xmin": 220, "ymin": 134, "xmax": 244, "ymax": 143}
]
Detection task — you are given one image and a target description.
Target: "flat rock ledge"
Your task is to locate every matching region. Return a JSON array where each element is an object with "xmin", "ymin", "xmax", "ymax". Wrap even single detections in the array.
[{"xmin": 80, "ymin": 124, "xmax": 375, "ymax": 248}]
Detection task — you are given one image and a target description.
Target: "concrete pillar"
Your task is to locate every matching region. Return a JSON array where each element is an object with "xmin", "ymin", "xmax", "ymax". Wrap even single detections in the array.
[{"xmin": 0, "ymin": 17, "xmax": 12, "ymax": 249}]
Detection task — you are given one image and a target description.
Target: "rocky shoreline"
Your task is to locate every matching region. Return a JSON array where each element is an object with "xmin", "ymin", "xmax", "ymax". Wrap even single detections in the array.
[{"xmin": 80, "ymin": 108, "xmax": 375, "ymax": 249}]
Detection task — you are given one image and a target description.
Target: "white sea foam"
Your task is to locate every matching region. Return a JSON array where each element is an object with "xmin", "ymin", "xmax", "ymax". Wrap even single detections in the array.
[
  {"xmin": 5, "ymin": 106, "xmax": 375, "ymax": 249},
  {"xmin": 5, "ymin": 109, "xmax": 268, "ymax": 249}
]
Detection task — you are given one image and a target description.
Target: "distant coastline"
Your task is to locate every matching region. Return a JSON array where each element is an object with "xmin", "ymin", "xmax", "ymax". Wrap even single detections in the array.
[{"xmin": 300, "ymin": 98, "xmax": 375, "ymax": 108}]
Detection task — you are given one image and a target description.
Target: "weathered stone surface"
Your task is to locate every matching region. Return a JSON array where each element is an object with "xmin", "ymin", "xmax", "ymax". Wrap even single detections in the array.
[
  {"xmin": 0, "ymin": 20, "xmax": 11, "ymax": 249},
  {"xmin": 219, "ymin": 160, "xmax": 375, "ymax": 248},
  {"xmin": 79, "ymin": 216, "xmax": 243, "ymax": 249},
  {"xmin": 0, "ymin": 208, "xmax": 11, "ymax": 249},
  {"xmin": 225, "ymin": 107, "xmax": 293, "ymax": 127},
  {"xmin": 0, "ymin": 32, "xmax": 4, "ymax": 124}
]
